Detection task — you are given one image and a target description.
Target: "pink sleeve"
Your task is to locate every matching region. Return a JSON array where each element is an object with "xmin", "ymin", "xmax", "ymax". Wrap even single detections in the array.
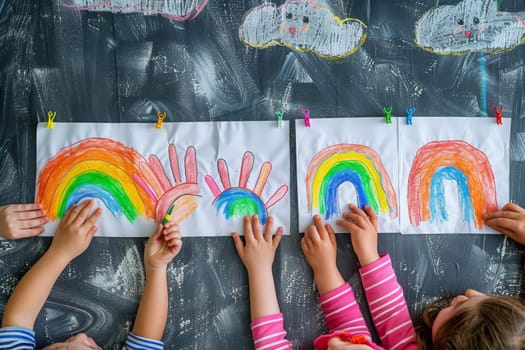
[
  {"xmin": 359, "ymin": 255, "xmax": 418, "ymax": 350},
  {"xmin": 318, "ymin": 282, "xmax": 371, "ymax": 338},
  {"xmin": 250, "ymin": 313, "xmax": 292, "ymax": 350}
]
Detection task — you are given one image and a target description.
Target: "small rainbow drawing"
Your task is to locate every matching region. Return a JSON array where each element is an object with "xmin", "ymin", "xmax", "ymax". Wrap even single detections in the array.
[
  {"xmin": 205, "ymin": 151, "xmax": 288, "ymax": 224},
  {"xmin": 36, "ymin": 138, "xmax": 156, "ymax": 222},
  {"xmin": 408, "ymin": 140, "xmax": 498, "ymax": 229},
  {"xmin": 306, "ymin": 144, "xmax": 398, "ymax": 219}
]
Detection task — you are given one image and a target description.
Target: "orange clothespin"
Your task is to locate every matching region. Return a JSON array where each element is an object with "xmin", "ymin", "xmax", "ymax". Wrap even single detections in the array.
[
  {"xmin": 276, "ymin": 108, "xmax": 284, "ymax": 128},
  {"xmin": 494, "ymin": 105, "xmax": 503, "ymax": 125},
  {"xmin": 302, "ymin": 107, "xmax": 311, "ymax": 127},
  {"xmin": 47, "ymin": 111, "xmax": 57, "ymax": 129},
  {"xmin": 384, "ymin": 106, "xmax": 392, "ymax": 124},
  {"xmin": 156, "ymin": 112, "xmax": 167, "ymax": 129}
]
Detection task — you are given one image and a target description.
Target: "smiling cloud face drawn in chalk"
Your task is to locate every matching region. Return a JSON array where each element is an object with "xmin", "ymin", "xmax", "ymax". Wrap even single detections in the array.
[
  {"xmin": 239, "ymin": 0, "xmax": 367, "ymax": 59},
  {"xmin": 64, "ymin": 0, "xmax": 208, "ymax": 21},
  {"xmin": 415, "ymin": 0, "xmax": 525, "ymax": 55}
]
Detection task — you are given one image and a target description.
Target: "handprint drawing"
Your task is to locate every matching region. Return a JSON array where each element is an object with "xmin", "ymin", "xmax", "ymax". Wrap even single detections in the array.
[
  {"xmin": 205, "ymin": 151, "xmax": 288, "ymax": 224},
  {"xmin": 133, "ymin": 145, "xmax": 200, "ymax": 224}
]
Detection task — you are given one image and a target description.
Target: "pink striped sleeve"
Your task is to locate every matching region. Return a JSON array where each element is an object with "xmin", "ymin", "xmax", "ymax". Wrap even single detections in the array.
[
  {"xmin": 318, "ymin": 282, "xmax": 371, "ymax": 338},
  {"xmin": 359, "ymin": 255, "xmax": 418, "ymax": 350},
  {"xmin": 250, "ymin": 313, "xmax": 292, "ymax": 350}
]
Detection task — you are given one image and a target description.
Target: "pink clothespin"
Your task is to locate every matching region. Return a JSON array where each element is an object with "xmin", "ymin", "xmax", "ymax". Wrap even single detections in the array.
[
  {"xmin": 384, "ymin": 106, "xmax": 392, "ymax": 124},
  {"xmin": 302, "ymin": 107, "xmax": 311, "ymax": 127},
  {"xmin": 494, "ymin": 105, "xmax": 503, "ymax": 125}
]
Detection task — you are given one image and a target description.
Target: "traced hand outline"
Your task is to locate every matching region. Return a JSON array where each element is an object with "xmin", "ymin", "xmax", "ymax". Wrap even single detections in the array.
[
  {"xmin": 133, "ymin": 145, "xmax": 200, "ymax": 224},
  {"xmin": 204, "ymin": 151, "xmax": 288, "ymax": 225}
]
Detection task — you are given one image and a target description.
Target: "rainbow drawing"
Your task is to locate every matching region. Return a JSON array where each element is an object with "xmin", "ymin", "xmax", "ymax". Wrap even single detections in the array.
[
  {"xmin": 205, "ymin": 151, "xmax": 288, "ymax": 224},
  {"xmin": 37, "ymin": 138, "xmax": 156, "ymax": 222},
  {"xmin": 407, "ymin": 140, "xmax": 498, "ymax": 229},
  {"xmin": 305, "ymin": 144, "xmax": 398, "ymax": 219},
  {"xmin": 37, "ymin": 138, "xmax": 200, "ymax": 225}
]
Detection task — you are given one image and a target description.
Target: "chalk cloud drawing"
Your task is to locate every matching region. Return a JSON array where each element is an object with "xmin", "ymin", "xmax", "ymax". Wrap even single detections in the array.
[
  {"xmin": 407, "ymin": 140, "xmax": 498, "ymax": 229},
  {"xmin": 239, "ymin": 0, "xmax": 367, "ymax": 59},
  {"xmin": 63, "ymin": 0, "xmax": 208, "ymax": 21},
  {"xmin": 205, "ymin": 151, "xmax": 289, "ymax": 225},
  {"xmin": 36, "ymin": 138, "xmax": 200, "ymax": 227},
  {"xmin": 305, "ymin": 144, "xmax": 398, "ymax": 220},
  {"xmin": 415, "ymin": 0, "xmax": 525, "ymax": 54}
]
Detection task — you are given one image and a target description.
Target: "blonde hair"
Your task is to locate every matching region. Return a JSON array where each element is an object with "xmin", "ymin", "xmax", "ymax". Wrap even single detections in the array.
[{"xmin": 416, "ymin": 294, "xmax": 525, "ymax": 350}]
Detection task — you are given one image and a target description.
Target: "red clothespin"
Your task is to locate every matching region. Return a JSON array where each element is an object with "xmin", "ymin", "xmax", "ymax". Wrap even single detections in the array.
[
  {"xmin": 384, "ymin": 106, "xmax": 392, "ymax": 124},
  {"xmin": 47, "ymin": 111, "xmax": 57, "ymax": 129},
  {"xmin": 276, "ymin": 108, "xmax": 284, "ymax": 128},
  {"xmin": 302, "ymin": 107, "xmax": 311, "ymax": 127},
  {"xmin": 494, "ymin": 105, "xmax": 503, "ymax": 125},
  {"xmin": 156, "ymin": 111, "xmax": 167, "ymax": 129}
]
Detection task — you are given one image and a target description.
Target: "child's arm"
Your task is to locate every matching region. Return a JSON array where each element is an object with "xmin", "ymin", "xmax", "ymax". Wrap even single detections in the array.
[
  {"xmin": 0, "ymin": 203, "xmax": 49, "ymax": 240},
  {"xmin": 484, "ymin": 202, "xmax": 525, "ymax": 245},
  {"xmin": 302, "ymin": 215, "xmax": 371, "ymax": 339},
  {"xmin": 1, "ymin": 200, "xmax": 101, "ymax": 329},
  {"xmin": 338, "ymin": 204, "xmax": 418, "ymax": 349},
  {"xmin": 131, "ymin": 221, "xmax": 182, "ymax": 341},
  {"xmin": 232, "ymin": 215, "xmax": 292, "ymax": 349}
]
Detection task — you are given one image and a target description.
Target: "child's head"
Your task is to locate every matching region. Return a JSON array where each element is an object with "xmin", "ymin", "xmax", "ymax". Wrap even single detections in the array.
[{"xmin": 416, "ymin": 289, "xmax": 525, "ymax": 350}]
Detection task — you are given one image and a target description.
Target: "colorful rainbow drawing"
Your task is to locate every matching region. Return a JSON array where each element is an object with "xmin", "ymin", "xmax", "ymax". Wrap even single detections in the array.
[
  {"xmin": 407, "ymin": 140, "xmax": 498, "ymax": 229},
  {"xmin": 305, "ymin": 144, "xmax": 398, "ymax": 219},
  {"xmin": 37, "ymin": 138, "xmax": 156, "ymax": 222},
  {"xmin": 37, "ymin": 138, "xmax": 200, "ymax": 225},
  {"xmin": 205, "ymin": 151, "xmax": 288, "ymax": 224}
]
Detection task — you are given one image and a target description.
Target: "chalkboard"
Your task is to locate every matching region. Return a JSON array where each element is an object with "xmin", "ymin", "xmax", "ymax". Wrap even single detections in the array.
[{"xmin": 1, "ymin": 0, "xmax": 524, "ymax": 349}]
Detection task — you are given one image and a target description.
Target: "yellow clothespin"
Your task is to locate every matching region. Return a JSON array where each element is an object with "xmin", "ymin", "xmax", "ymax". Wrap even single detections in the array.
[
  {"xmin": 156, "ymin": 112, "xmax": 167, "ymax": 129},
  {"xmin": 47, "ymin": 111, "xmax": 57, "ymax": 129}
]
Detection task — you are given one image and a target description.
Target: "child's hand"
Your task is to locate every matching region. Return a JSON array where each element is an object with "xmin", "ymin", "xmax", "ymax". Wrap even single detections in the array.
[
  {"xmin": 301, "ymin": 215, "xmax": 337, "ymax": 276},
  {"xmin": 0, "ymin": 203, "xmax": 49, "ymax": 239},
  {"xmin": 232, "ymin": 215, "xmax": 283, "ymax": 274},
  {"xmin": 144, "ymin": 221, "xmax": 183, "ymax": 271},
  {"xmin": 484, "ymin": 202, "xmax": 525, "ymax": 245},
  {"xmin": 337, "ymin": 204, "xmax": 380, "ymax": 266},
  {"xmin": 48, "ymin": 200, "xmax": 102, "ymax": 262}
]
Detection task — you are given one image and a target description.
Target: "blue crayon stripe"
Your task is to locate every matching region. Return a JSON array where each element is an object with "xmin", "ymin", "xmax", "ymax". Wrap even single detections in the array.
[
  {"xmin": 430, "ymin": 166, "xmax": 474, "ymax": 223},
  {"xmin": 215, "ymin": 188, "xmax": 268, "ymax": 224},
  {"xmin": 324, "ymin": 170, "xmax": 369, "ymax": 219},
  {"xmin": 66, "ymin": 184, "xmax": 122, "ymax": 218}
]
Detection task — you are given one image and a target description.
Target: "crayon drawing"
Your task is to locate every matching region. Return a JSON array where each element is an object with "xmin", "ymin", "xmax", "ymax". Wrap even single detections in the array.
[
  {"xmin": 296, "ymin": 118, "xmax": 400, "ymax": 233},
  {"xmin": 63, "ymin": 0, "xmax": 208, "ymax": 21},
  {"xmin": 415, "ymin": 0, "xmax": 525, "ymax": 55},
  {"xmin": 239, "ymin": 0, "xmax": 367, "ymax": 59},
  {"xmin": 399, "ymin": 117, "xmax": 510, "ymax": 234},
  {"xmin": 205, "ymin": 151, "xmax": 289, "ymax": 225},
  {"xmin": 36, "ymin": 121, "xmax": 290, "ymax": 237}
]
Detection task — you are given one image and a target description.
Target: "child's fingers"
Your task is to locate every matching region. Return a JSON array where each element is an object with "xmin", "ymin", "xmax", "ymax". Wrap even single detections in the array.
[
  {"xmin": 501, "ymin": 202, "xmax": 524, "ymax": 213},
  {"xmin": 232, "ymin": 232, "xmax": 245, "ymax": 257},
  {"xmin": 349, "ymin": 204, "xmax": 368, "ymax": 218},
  {"xmin": 164, "ymin": 231, "xmax": 182, "ymax": 241},
  {"xmin": 313, "ymin": 215, "xmax": 328, "ymax": 239},
  {"xmin": 363, "ymin": 205, "xmax": 378, "ymax": 229},
  {"xmin": 162, "ymin": 221, "xmax": 179, "ymax": 232},
  {"xmin": 272, "ymin": 226, "xmax": 283, "ymax": 248},
  {"xmin": 264, "ymin": 216, "xmax": 275, "ymax": 242},
  {"xmin": 326, "ymin": 224, "xmax": 337, "ymax": 245},
  {"xmin": 74, "ymin": 200, "xmax": 95, "ymax": 223},
  {"xmin": 337, "ymin": 219, "xmax": 359, "ymax": 234},
  {"xmin": 83, "ymin": 208, "xmax": 102, "ymax": 229},
  {"xmin": 251, "ymin": 214, "xmax": 263, "ymax": 240},
  {"xmin": 305, "ymin": 223, "xmax": 321, "ymax": 243},
  {"xmin": 167, "ymin": 237, "xmax": 182, "ymax": 248},
  {"xmin": 300, "ymin": 235, "xmax": 310, "ymax": 253},
  {"xmin": 243, "ymin": 216, "xmax": 254, "ymax": 242}
]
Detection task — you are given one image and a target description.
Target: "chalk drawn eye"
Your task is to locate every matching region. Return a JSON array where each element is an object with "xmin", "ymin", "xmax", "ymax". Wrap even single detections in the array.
[
  {"xmin": 457, "ymin": 18, "xmax": 464, "ymax": 25},
  {"xmin": 473, "ymin": 17, "xmax": 479, "ymax": 24},
  {"xmin": 286, "ymin": 12, "xmax": 292, "ymax": 19},
  {"xmin": 303, "ymin": 16, "xmax": 309, "ymax": 24}
]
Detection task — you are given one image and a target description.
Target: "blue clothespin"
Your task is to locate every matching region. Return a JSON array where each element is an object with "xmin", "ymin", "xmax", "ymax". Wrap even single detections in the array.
[
  {"xmin": 384, "ymin": 107, "xmax": 392, "ymax": 124},
  {"xmin": 276, "ymin": 108, "xmax": 284, "ymax": 128},
  {"xmin": 406, "ymin": 107, "xmax": 415, "ymax": 125},
  {"xmin": 302, "ymin": 107, "xmax": 311, "ymax": 127}
]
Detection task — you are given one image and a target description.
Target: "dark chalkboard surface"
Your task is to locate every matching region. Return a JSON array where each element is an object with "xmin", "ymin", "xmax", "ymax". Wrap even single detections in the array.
[{"xmin": 1, "ymin": 0, "xmax": 524, "ymax": 348}]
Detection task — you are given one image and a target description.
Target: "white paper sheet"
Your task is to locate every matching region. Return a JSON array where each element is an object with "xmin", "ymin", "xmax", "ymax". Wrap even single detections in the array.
[
  {"xmin": 36, "ymin": 121, "xmax": 290, "ymax": 237},
  {"xmin": 296, "ymin": 118, "xmax": 400, "ymax": 233},
  {"xmin": 399, "ymin": 117, "xmax": 510, "ymax": 234}
]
